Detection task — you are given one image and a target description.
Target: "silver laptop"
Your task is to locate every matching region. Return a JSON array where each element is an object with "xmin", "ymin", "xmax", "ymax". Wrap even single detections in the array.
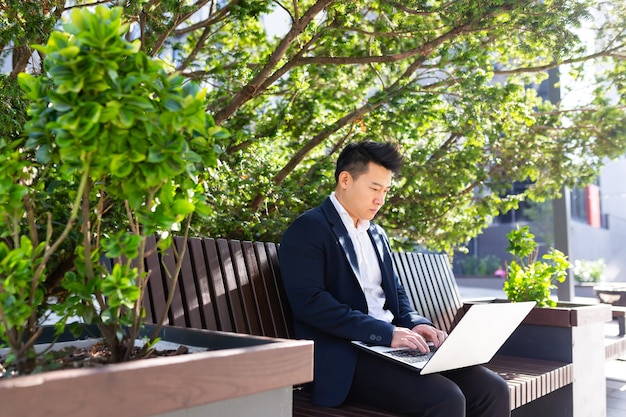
[{"xmin": 352, "ymin": 301, "xmax": 535, "ymax": 374}]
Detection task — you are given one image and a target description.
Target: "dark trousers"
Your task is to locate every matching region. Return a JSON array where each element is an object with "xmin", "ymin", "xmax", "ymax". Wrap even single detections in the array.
[{"xmin": 347, "ymin": 351, "xmax": 510, "ymax": 417}]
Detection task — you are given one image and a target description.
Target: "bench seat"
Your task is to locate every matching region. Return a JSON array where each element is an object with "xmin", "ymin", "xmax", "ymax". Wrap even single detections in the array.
[
  {"xmin": 294, "ymin": 391, "xmax": 399, "ymax": 416},
  {"xmin": 485, "ymin": 356, "xmax": 573, "ymax": 410},
  {"xmin": 291, "ymin": 356, "xmax": 573, "ymax": 416}
]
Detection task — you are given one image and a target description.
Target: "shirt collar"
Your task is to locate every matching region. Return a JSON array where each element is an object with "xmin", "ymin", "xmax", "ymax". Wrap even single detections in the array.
[{"xmin": 330, "ymin": 192, "xmax": 370, "ymax": 232}]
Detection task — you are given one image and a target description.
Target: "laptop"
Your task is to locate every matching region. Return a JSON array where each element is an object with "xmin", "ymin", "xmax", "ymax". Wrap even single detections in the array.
[{"xmin": 352, "ymin": 301, "xmax": 535, "ymax": 374}]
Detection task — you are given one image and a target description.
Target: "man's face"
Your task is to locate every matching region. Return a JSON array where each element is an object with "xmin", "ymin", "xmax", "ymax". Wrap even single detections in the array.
[{"xmin": 336, "ymin": 162, "xmax": 393, "ymax": 225}]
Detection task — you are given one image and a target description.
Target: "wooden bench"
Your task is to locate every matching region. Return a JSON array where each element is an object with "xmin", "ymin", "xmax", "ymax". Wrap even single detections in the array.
[{"xmin": 142, "ymin": 236, "xmax": 573, "ymax": 416}]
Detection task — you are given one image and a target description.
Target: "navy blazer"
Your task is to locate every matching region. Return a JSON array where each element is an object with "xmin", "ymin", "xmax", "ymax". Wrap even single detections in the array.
[{"xmin": 280, "ymin": 197, "xmax": 432, "ymax": 407}]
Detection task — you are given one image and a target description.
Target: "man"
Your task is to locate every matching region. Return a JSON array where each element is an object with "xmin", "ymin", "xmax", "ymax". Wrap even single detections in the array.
[{"xmin": 280, "ymin": 141, "xmax": 509, "ymax": 416}]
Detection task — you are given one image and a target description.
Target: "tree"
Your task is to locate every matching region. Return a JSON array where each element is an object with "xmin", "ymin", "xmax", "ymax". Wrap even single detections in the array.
[{"xmin": 2, "ymin": 0, "xmax": 626, "ymax": 252}]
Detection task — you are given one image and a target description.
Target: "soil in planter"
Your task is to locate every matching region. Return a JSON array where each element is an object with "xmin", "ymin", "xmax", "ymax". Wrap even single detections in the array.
[{"xmin": 0, "ymin": 341, "xmax": 198, "ymax": 379}]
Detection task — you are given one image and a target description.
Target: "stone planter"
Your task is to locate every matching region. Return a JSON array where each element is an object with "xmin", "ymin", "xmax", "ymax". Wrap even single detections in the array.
[{"xmin": 0, "ymin": 324, "xmax": 313, "ymax": 417}]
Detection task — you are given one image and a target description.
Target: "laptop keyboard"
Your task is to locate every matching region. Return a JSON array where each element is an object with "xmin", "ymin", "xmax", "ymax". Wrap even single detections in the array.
[{"xmin": 388, "ymin": 346, "xmax": 437, "ymax": 363}]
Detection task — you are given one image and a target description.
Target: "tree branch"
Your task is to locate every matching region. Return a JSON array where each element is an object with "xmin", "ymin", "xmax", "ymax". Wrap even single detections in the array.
[{"xmin": 213, "ymin": 0, "xmax": 336, "ymax": 125}]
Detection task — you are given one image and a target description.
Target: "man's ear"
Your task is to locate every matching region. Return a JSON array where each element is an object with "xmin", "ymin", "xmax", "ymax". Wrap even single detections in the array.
[{"xmin": 337, "ymin": 171, "xmax": 351, "ymax": 189}]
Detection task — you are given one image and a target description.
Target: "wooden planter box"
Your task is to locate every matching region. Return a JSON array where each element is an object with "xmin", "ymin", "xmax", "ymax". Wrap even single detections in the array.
[
  {"xmin": 501, "ymin": 301, "xmax": 611, "ymax": 417},
  {"xmin": 522, "ymin": 301, "xmax": 612, "ymax": 327},
  {"xmin": 465, "ymin": 299, "xmax": 611, "ymax": 417},
  {"xmin": 0, "ymin": 325, "xmax": 313, "ymax": 417}
]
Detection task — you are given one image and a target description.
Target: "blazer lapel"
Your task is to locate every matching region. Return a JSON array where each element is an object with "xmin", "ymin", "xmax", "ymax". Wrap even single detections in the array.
[
  {"xmin": 321, "ymin": 198, "xmax": 361, "ymax": 280},
  {"xmin": 368, "ymin": 226, "xmax": 396, "ymax": 296}
]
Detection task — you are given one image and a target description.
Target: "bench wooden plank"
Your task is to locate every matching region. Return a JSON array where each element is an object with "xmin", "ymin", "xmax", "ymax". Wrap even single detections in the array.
[
  {"xmin": 484, "ymin": 356, "xmax": 573, "ymax": 409},
  {"xmin": 227, "ymin": 239, "xmax": 263, "ymax": 335},
  {"xmin": 294, "ymin": 391, "xmax": 399, "ymax": 416},
  {"xmin": 173, "ymin": 236, "xmax": 203, "ymax": 329},
  {"xmin": 187, "ymin": 237, "xmax": 218, "ymax": 329},
  {"xmin": 159, "ymin": 243, "xmax": 187, "ymax": 327},
  {"xmin": 142, "ymin": 236, "xmax": 186, "ymax": 327},
  {"xmin": 142, "ymin": 235, "xmax": 160, "ymax": 324},
  {"xmin": 251, "ymin": 241, "xmax": 292, "ymax": 339},
  {"xmin": 214, "ymin": 238, "xmax": 248, "ymax": 333},
  {"xmin": 201, "ymin": 238, "xmax": 234, "ymax": 331},
  {"xmin": 241, "ymin": 240, "xmax": 275, "ymax": 336},
  {"xmin": 392, "ymin": 252, "xmax": 464, "ymax": 333},
  {"xmin": 260, "ymin": 241, "xmax": 291, "ymax": 338}
]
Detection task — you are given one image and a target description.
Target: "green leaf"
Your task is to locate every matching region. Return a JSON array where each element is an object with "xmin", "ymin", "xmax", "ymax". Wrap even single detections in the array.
[
  {"xmin": 16, "ymin": 73, "xmax": 40, "ymax": 100},
  {"xmin": 172, "ymin": 199, "xmax": 195, "ymax": 215},
  {"xmin": 110, "ymin": 154, "xmax": 133, "ymax": 178}
]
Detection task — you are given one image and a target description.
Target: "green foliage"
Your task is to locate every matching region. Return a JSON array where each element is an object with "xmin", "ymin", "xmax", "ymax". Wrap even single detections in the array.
[
  {"xmin": 1, "ymin": 5, "xmax": 226, "ymax": 374},
  {"xmin": 0, "ymin": 237, "xmax": 45, "ymax": 336},
  {"xmin": 2, "ymin": 2, "xmax": 626, "ymax": 257},
  {"xmin": 573, "ymin": 259, "xmax": 606, "ymax": 283},
  {"xmin": 459, "ymin": 255, "xmax": 502, "ymax": 276},
  {"xmin": 0, "ymin": 75, "xmax": 28, "ymax": 142},
  {"xmin": 503, "ymin": 226, "xmax": 570, "ymax": 307}
]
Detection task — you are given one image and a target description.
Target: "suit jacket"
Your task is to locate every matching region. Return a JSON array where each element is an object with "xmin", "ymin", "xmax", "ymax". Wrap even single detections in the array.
[{"xmin": 279, "ymin": 197, "xmax": 432, "ymax": 407}]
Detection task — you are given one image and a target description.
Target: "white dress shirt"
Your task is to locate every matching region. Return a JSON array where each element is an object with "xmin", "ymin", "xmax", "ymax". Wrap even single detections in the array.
[{"xmin": 330, "ymin": 193, "xmax": 394, "ymax": 323}]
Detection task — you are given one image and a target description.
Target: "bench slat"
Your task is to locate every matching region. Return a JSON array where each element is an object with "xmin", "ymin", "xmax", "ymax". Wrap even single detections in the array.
[
  {"xmin": 294, "ymin": 391, "xmax": 400, "ymax": 416},
  {"xmin": 160, "ymin": 244, "xmax": 187, "ymax": 327},
  {"xmin": 392, "ymin": 252, "xmax": 464, "ymax": 333},
  {"xmin": 484, "ymin": 356, "xmax": 573, "ymax": 409},
  {"xmin": 173, "ymin": 236, "xmax": 203, "ymax": 329},
  {"xmin": 240, "ymin": 240, "xmax": 274, "ymax": 336},
  {"xmin": 228, "ymin": 239, "xmax": 263, "ymax": 335},
  {"xmin": 214, "ymin": 238, "xmax": 248, "ymax": 333},
  {"xmin": 252, "ymin": 241, "xmax": 292, "ymax": 338},
  {"xmin": 142, "ymin": 235, "xmax": 160, "ymax": 324},
  {"xmin": 187, "ymin": 238, "xmax": 218, "ymax": 329}
]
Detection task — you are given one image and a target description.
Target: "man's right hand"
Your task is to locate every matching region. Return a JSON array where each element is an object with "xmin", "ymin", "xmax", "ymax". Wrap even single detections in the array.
[{"xmin": 390, "ymin": 327, "xmax": 430, "ymax": 353}]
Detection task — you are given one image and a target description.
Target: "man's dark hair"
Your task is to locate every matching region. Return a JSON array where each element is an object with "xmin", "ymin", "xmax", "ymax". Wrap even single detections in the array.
[{"xmin": 334, "ymin": 141, "xmax": 403, "ymax": 183}]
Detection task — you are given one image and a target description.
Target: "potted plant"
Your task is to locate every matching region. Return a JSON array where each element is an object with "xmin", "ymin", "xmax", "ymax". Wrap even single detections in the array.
[
  {"xmin": 0, "ymin": 6, "xmax": 312, "ymax": 416},
  {"xmin": 496, "ymin": 225, "xmax": 611, "ymax": 417}
]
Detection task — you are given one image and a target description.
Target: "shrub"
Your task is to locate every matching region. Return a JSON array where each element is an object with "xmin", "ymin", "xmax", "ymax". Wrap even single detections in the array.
[
  {"xmin": 503, "ymin": 226, "xmax": 569, "ymax": 307},
  {"xmin": 460, "ymin": 255, "xmax": 502, "ymax": 276}
]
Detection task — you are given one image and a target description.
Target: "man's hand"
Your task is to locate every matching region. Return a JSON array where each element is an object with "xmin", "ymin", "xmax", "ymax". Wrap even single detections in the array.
[
  {"xmin": 390, "ymin": 325, "xmax": 448, "ymax": 353},
  {"xmin": 412, "ymin": 324, "xmax": 448, "ymax": 348},
  {"xmin": 390, "ymin": 327, "xmax": 430, "ymax": 352}
]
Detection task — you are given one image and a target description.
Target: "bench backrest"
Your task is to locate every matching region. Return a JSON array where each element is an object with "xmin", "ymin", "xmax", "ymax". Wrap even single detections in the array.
[
  {"xmin": 392, "ymin": 252, "xmax": 465, "ymax": 334},
  {"xmin": 143, "ymin": 236, "xmax": 464, "ymax": 337},
  {"xmin": 143, "ymin": 236, "xmax": 292, "ymax": 339}
]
